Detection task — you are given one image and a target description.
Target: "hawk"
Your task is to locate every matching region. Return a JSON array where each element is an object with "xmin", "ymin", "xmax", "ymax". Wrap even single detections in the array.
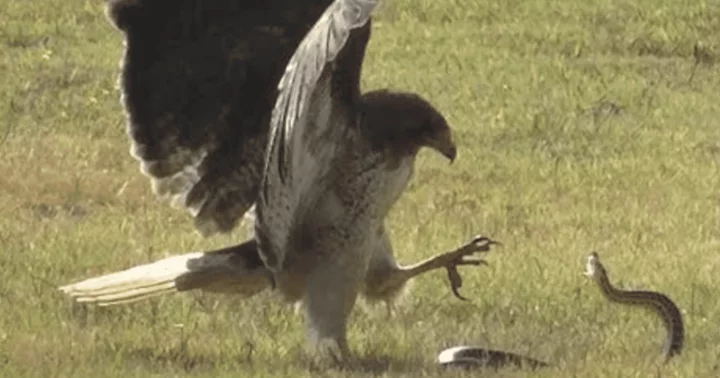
[{"xmin": 60, "ymin": 0, "xmax": 497, "ymax": 361}]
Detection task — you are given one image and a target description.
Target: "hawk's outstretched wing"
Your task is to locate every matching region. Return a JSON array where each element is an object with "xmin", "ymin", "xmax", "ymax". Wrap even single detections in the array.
[
  {"xmin": 255, "ymin": 0, "xmax": 379, "ymax": 272},
  {"xmin": 106, "ymin": 0, "xmax": 332, "ymax": 236}
]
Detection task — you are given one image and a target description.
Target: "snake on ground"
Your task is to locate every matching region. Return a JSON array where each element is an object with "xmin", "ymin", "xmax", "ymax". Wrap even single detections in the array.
[{"xmin": 437, "ymin": 251, "xmax": 684, "ymax": 369}]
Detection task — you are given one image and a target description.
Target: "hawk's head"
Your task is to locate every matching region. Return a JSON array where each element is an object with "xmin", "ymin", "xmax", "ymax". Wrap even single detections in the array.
[{"xmin": 361, "ymin": 90, "xmax": 456, "ymax": 163}]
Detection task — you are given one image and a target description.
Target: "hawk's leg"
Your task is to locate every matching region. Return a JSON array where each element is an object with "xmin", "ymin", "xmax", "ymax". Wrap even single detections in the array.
[
  {"xmin": 301, "ymin": 253, "xmax": 364, "ymax": 363},
  {"xmin": 363, "ymin": 235, "xmax": 498, "ymax": 315}
]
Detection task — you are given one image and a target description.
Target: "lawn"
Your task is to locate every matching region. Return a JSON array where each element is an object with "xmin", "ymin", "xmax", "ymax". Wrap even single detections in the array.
[{"xmin": 0, "ymin": 0, "xmax": 718, "ymax": 377}]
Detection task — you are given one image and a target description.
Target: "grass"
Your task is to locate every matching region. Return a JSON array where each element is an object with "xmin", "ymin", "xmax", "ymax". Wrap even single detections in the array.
[{"xmin": 1, "ymin": 0, "xmax": 719, "ymax": 376}]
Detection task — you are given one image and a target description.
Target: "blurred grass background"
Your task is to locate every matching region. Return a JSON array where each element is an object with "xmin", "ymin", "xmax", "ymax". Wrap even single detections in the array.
[{"xmin": 0, "ymin": 0, "xmax": 718, "ymax": 376}]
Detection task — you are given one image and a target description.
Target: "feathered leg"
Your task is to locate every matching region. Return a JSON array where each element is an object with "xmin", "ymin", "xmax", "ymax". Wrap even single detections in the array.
[
  {"xmin": 59, "ymin": 240, "xmax": 272, "ymax": 305},
  {"xmin": 301, "ymin": 250, "xmax": 366, "ymax": 363}
]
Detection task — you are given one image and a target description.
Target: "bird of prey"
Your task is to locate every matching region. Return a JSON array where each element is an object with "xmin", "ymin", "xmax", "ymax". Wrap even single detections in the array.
[{"xmin": 60, "ymin": 0, "xmax": 497, "ymax": 361}]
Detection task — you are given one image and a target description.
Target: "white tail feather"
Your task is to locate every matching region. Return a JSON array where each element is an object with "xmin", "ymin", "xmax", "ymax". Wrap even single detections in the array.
[
  {"xmin": 59, "ymin": 252, "xmax": 205, "ymax": 306},
  {"xmin": 59, "ymin": 249, "xmax": 269, "ymax": 306}
]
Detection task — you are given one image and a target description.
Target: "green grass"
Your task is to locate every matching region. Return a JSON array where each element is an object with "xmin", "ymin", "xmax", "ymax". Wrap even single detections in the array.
[{"xmin": 1, "ymin": 0, "xmax": 719, "ymax": 376}]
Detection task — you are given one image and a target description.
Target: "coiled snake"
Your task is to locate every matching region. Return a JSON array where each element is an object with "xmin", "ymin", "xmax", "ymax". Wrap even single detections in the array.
[{"xmin": 437, "ymin": 251, "xmax": 684, "ymax": 368}]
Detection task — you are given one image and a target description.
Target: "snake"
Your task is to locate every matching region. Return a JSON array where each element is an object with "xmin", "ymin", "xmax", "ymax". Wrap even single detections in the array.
[
  {"xmin": 583, "ymin": 251, "xmax": 684, "ymax": 362},
  {"xmin": 436, "ymin": 251, "xmax": 684, "ymax": 369}
]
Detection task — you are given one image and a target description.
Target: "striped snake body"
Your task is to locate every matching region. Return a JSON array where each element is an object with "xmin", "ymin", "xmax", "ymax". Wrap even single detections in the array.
[{"xmin": 584, "ymin": 252, "xmax": 684, "ymax": 362}]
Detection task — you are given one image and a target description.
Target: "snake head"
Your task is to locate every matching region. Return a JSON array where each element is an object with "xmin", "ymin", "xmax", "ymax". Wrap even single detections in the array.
[{"xmin": 584, "ymin": 252, "xmax": 603, "ymax": 281}]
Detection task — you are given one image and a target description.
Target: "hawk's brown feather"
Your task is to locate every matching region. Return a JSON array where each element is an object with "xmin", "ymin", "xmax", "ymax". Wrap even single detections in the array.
[{"xmin": 64, "ymin": 0, "xmax": 460, "ymax": 361}]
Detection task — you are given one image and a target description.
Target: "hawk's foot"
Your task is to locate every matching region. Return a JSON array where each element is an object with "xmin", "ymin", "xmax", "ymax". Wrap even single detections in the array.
[{"xmin": 440, "ymin": 235, "xmax": 500, "ymax": 300}]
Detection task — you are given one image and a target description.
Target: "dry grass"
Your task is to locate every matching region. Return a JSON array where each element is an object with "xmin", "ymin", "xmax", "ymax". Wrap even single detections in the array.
[{"xmin": 1, "ymin": 0, "xmax": 719, "ymax": 376}]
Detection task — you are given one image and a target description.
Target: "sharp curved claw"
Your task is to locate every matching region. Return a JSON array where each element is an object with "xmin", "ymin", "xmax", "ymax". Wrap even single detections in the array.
[
  {"xmin": 447, "ymin": 266, "xmax": 469, "ymax": 301},
  {"xmin": 442, "ymin": 235, "xmax": 499, "ymax": 301},
  {"xmin": 471, "ymin": 235, "xmax": 490, "ymax": 244},
  {"xmin": 452, "ymin": 287, "xmax": 469, "ymax": 301},
  {"xmin": 472, "ymin": 235, "xmax": 500, "ymax": 245}
]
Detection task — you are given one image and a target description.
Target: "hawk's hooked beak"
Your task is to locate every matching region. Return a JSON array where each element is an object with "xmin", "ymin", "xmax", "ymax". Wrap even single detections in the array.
[
  {"xmin": 427, "ymin": 131, "xmax": 457, "ymax": 163},
  {"xmin": 442, "ymin": 144, "xmax": 457, "ymax": 163}
]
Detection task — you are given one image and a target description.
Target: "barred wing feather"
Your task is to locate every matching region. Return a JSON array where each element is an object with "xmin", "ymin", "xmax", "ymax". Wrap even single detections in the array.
[{"xmin": 256, "ymin": 0, "xmax": 379, "ymax": 272}]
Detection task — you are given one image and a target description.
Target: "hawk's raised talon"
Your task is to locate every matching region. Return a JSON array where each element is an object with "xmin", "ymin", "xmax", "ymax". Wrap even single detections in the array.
[{"xmin": 442, "ymin": 236, "xmax": 499, "ymax": 300}]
